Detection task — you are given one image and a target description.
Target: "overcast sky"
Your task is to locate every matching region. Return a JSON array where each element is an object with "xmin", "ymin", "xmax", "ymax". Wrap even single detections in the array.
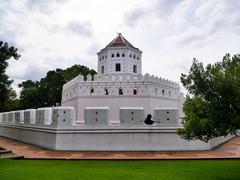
[{"xmin": 1, "ymin": 0, "xmax": 240, "ymax": 93}]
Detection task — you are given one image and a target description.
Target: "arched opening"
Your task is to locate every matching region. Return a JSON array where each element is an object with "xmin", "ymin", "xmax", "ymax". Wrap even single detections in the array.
[
  {"xmin": 155, "ymin": 88, "xmax": 158, "ymax": 96},
  {"xmin": 111, "ymin": 53, "xmax": 114, "ymax": 57},
  {"xmin": 122, "ymin": 53, "xmax": 125, "ymax": 57},
  {"xmin": 162, "ymin": 90, "xmax": 165, "ymax": 96},
  {"xmin": 90, "ymin": 88, "xmax": 94, "ymax": 95},
  {"xmin": 133, "ymin": 65, "xmax": 137, "ymax": 73},
  {"xmin": 119, "ymin": 88, "xmax": 123, "ymax": 95},
  {"xmin": 133, "ymin": 88, "xmax": 138, "ymax": 95},
  {"xmin": 117, "ymin": 53, "xmax": 120, "ymax": 57},
  {"xmin": 101, "ymin": 66, "xmax": 104, "ymax": 74},
  {"xmin": 104, "ymin": 88, "xmax": 109, "ymax": 95}
]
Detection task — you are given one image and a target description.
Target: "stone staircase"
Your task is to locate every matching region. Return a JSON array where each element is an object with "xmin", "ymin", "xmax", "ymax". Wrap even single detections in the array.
[{"xmin": 0, "ymin": 148, "xmax": 24, "ymax": 159}]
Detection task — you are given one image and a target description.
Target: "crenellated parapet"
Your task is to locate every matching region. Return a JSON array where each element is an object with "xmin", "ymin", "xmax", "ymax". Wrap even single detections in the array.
[
  {"xmin": 0, "ymin": 106, "xmax": 180, "ymax": 128},
  {"xmin": 62, "ymin": 73, "xmax": 180, "ymax": 102}
]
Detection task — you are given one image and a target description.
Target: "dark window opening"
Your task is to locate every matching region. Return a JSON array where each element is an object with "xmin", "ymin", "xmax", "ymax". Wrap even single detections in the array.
[
  {"xmin": 117, "ymin": 53, "xmax": 120, "ymax": 57},
  {"xmin": 115, "ymin": 63, "xmax": 121, "ymax": 72},
  {"xmin": 90, "ymin": 88, "xmax": 94, "ymax": 95},
  {"xmin": 133, "ymin": 88, "xmax": 138, "ymax": 95},
  {"xmin": 133, "ymin": 54, "xmax": 136, "ymax": 59},
  {"xmin": 104, "ymin": 88, "xmax": 109, "ymax": 95},
  {"xmin": 133, "ymin": 65, "xmax": 137, "ymax": 73},
  {"xmin": 101, "ymin": 66, "xmax": 104, "ymax": 74},
  {"xmin": 119, "ymin": 88, "xmax": 123, "ymax": 95},
  {"xmin": 162, "ymin": 90, "xmax": 165, "ymax": 96},
  {"xmin": 122, "ymin": 53, "xmax": 125, "ymax": 57},
  {"xmin": 111, "ymin": 53, "xmax": 114, "ymax": 57},
  {"xmin": 129, "ymin": 54, "xmax": 132, "ymax": 58}
]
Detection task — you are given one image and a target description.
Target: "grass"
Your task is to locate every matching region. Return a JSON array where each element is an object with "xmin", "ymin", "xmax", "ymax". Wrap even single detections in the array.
[{"xmin": 0, "ymin": 159, "xmax": 240, "ymax": 180}]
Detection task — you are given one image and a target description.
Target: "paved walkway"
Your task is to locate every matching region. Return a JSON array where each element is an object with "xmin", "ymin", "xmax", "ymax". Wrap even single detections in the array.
[{"xmin": 0, "ymin": 136, "xmax": 240, "ymax": 159}]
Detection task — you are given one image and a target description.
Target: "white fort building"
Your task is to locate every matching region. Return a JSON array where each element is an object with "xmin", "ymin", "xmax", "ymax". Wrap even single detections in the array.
[
  {"xmin": 0, "ymin": 33, "xmax": 232, "ymax": 151},
  {"xmin": 61, "ymin": 33, "xmax": 184, "ymax": 126}
]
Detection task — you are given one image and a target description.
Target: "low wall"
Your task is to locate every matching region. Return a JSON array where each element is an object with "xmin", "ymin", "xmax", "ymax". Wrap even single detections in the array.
[
  {"xmin": 0, "ymin": 106, "xmax": 233, "ymax": 151},
  {"xmin": 0, "ymin": 125, "xmax": 233, "ymax": 151}
]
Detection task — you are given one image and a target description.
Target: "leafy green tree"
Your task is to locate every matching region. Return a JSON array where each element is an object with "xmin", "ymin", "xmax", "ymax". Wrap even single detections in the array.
[
  {"xmin": 18, "ymin": 80, "xmax": 41, "ymax": 109},
  {"xmin": 0, "ymin": 41, "xmax": 20, "ymax": 112},
  {"xmin": 177, "ymin": 54, "xmax": 240, "ymax": 142},
  {"xmin": 19, "ymin": 65, "xmax": 96, "ymax": 109}
]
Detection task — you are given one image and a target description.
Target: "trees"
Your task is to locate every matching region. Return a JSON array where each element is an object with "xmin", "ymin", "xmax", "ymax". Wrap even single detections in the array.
[
  {"xmin": 0, "ymin": 41, "xmax": 20, "ymax": 112},
  {"xmin": 19, "ymin": 65, "xmax": 96, "ymax": 109},
  {"xmin": 177, "ymin": 54, "xmax": 240, "ymax": 142}
]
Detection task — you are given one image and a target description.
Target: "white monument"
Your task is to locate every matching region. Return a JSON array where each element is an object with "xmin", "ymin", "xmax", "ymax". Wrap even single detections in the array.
[
  {"xmin": 61, "ymin": 33, "xmax": 184, "ymax": 125},
  {"xmin": 0, "ymin": 33, "xmax": 233, "ymax": 151}
]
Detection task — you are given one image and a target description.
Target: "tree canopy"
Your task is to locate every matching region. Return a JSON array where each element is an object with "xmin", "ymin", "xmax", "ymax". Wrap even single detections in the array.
[
  {"xmin": 177, "ymin": 54, "xmax": 240, "ymax": 142},
  {"xmin": 0, "ymin": 41, "xmax": 20, "ymax": 112},
  {"xmin": 19, "ymin": 65, "xmax": 96, "ymax": 109}
]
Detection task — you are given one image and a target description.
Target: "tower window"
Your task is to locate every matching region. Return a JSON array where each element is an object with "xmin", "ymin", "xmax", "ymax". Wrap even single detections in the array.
[
  {"xmin": 111, "ymin": 53, "xmax": 114, "ymax": 57},
  {"xmin": 133, "ymin": 54, "xmax": 136, "ymax": 59},
  {"xmin": 129, "ymin": 54, "xmax": 132, "ymax": 58},
  {"xmin": 105, "ymin": 55, "xmax": 107, "ymax": 59},
  {"xmin": 117, "ymin": 53, "xmax": 120, "ymax": 57},
  {"xmin": 137, "ymin": 56, "xmax": 139, "ymax": 60},
  {"xmin": 101, "ymin": 66, "xmax": 104, "ymax": 74},
  {"xmin": 102, "ymin": 55, "xmax": 104, "ymax": 60},
  {"xmin": 133, "ymin": 65, "xmax": 137, "ymax": 73},
  {"xmin": 122, "ymin": 53, "xmax": 125, "ymax": 57},
  {"xmin": 119, "ymin": 88, "xmax": 123, "ymax": 95},
  {"xmin": 115, "ymin": 63, "xmax": 121, "ymax": 72}
]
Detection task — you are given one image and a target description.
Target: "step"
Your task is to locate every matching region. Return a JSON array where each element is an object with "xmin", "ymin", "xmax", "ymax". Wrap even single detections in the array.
[
  {"xmin": 0, "ymin": 150, "xmax": 12, "ymax": 154},
  {"xmin": 0, "ymin": 153, "xmax": 24, "ymax": 159}
]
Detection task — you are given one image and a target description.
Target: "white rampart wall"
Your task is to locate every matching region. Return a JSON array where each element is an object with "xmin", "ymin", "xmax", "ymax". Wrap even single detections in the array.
[{"xmin": 0, "ymin": 106, "xmax": 233, "ymax": 151}]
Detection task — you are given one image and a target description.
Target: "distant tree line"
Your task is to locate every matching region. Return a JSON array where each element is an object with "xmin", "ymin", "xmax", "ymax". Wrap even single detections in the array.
[
  {"xmin": 18, "ymin": 65, "xmax": 96, "ymax": 109},
  {"xmin": 0, "ymin": 40, "xmax": 96, "ymax": 112}
]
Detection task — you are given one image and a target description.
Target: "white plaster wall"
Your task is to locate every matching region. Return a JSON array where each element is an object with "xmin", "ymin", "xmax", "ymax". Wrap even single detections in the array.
[
  {"xmin": 0, "ymin": 125, "xmax": 234, "ymax": 151},
  {"xmin": 62, "ymin": 95, "xmax": 180, "ymax": 123}
]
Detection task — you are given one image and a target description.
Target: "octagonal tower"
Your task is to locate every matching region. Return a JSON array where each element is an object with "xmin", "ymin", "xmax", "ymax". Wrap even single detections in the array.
[{"xmin": 97, "ymin": 33, "xmax": 142, "ymax": 76}]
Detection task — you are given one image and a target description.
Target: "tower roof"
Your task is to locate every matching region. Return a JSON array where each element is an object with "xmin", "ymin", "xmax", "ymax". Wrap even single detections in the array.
[{"xmin": 99, "ymin": 33, "xmax": 140, "ymax": 52}]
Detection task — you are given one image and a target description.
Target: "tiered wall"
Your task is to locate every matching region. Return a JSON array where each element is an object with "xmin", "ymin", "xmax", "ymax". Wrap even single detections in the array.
[
  {"xmin": 0, "ymin": 106, "xmax": 233, "ymax": 151},
  {"xmin": 62, "ymin": 73, "xmax": 180, "ymax": 102}
]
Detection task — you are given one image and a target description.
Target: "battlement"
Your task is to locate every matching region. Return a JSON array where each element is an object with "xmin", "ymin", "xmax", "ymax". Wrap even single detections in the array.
[
  {"xmin": 0, "ymin": 106, "xmax": 181, "ymax": 128},
  {"xmin": 63, "ymin": 73, "xmax": 179, "ymax": 91}
]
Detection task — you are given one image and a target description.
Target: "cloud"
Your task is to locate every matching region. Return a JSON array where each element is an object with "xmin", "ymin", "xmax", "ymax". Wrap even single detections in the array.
[
  {"xmin": 7, "ymin": 61, "xmax": 49, "ymax": 81},
  {"xmin": 47, "ymin": 21, "xmax": 93, "ymax": 37},
  {"xmin": 176, "ymin": 1, "xmax": 240, "ymax": 45},
  {"xmin": 66, "ymin": 21, "xmax": 93, "ymax": 37},
  {"xmin": 123, "ymin": 7, "xmax": 146, "ymax": 28},
  {"xmin": 123, "ymin": 0, "xmax": 240, "ymax": 46},
  {"xmin": 86, "ymin": 43, "xmax": 100, "ymax": 55},
  {"xmin": 24, "ymin": 0, "xmax": 69, "ymax": 13},
  {"xmin": 154, "ymin": 0, "xmax": 181, "ymax": 16}
]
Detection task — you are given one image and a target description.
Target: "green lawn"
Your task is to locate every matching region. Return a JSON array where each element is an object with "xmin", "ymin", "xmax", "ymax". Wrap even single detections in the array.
[{"xmin": 0, "ymin": 159, "xmax": 240, "ymax": 180}]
